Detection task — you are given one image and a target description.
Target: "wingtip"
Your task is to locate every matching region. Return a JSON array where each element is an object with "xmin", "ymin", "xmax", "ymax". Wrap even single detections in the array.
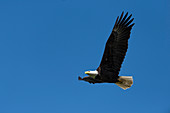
[
  {"xmin": 129, "ymin": 23, "xmax": 135, "ymax": 28},
  {"xmin": 121, "ymin": 11, "xmax": 124, "ymax": 16}
]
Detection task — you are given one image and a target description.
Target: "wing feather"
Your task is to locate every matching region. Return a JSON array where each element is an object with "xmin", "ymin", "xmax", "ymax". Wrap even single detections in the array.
[{"xmin": 97, "ymin": 12, "xmax": 135, "ymax": 79}]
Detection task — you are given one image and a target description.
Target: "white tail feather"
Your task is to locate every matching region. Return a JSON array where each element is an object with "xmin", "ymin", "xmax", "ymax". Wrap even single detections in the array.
[{"xmin": 115, "ymin": 76, "xmax": 133, "ymax": 90}]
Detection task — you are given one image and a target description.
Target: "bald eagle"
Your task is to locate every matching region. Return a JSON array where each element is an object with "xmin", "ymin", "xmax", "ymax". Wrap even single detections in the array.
[{"xmin": 78, "ymin": 12, "xmax": 135, "ymax": 90}]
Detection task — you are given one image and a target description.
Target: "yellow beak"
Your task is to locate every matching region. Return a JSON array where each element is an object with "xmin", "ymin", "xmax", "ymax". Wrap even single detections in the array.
[{"xmin": 85, "ymin": 71, "xmax": 90, "ymax": 74}]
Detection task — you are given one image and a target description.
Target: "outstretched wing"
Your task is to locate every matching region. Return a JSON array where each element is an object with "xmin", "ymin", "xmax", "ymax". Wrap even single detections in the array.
[{"xmin": 97, "ymin": 12, "xmax": 135, "ymax": 79}]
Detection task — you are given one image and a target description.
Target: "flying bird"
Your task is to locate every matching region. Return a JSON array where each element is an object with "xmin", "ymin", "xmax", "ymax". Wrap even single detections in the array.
[{"xmin": 78, "ymin": 12, "xmax": 135, "ymax": 90}]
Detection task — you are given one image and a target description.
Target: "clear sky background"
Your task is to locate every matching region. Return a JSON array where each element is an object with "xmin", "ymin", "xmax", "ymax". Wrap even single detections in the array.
[{"xmin": 0, "ymin": 0, "xmax": 169, "ymax": 113}]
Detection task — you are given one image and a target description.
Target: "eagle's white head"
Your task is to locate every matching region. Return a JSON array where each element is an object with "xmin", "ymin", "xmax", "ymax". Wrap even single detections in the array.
[{"xmin": 85, "ymin": 70, "xmax": 98, "ymax": 79}]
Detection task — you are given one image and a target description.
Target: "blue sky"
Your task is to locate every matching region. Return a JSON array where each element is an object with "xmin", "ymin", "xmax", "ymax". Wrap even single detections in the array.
[{"xmin": 0, "ymin": 0, "xmax": 169, "ymax": 113}]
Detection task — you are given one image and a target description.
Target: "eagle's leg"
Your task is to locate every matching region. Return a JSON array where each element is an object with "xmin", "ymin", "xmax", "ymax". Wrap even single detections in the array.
[
  {"xmin": 78, "ymin": 76, "xmax": 96, "ymax": 84},
  {"xmin": 78, "ymin": 76, "xmax": 103, "ymax": 84}
]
